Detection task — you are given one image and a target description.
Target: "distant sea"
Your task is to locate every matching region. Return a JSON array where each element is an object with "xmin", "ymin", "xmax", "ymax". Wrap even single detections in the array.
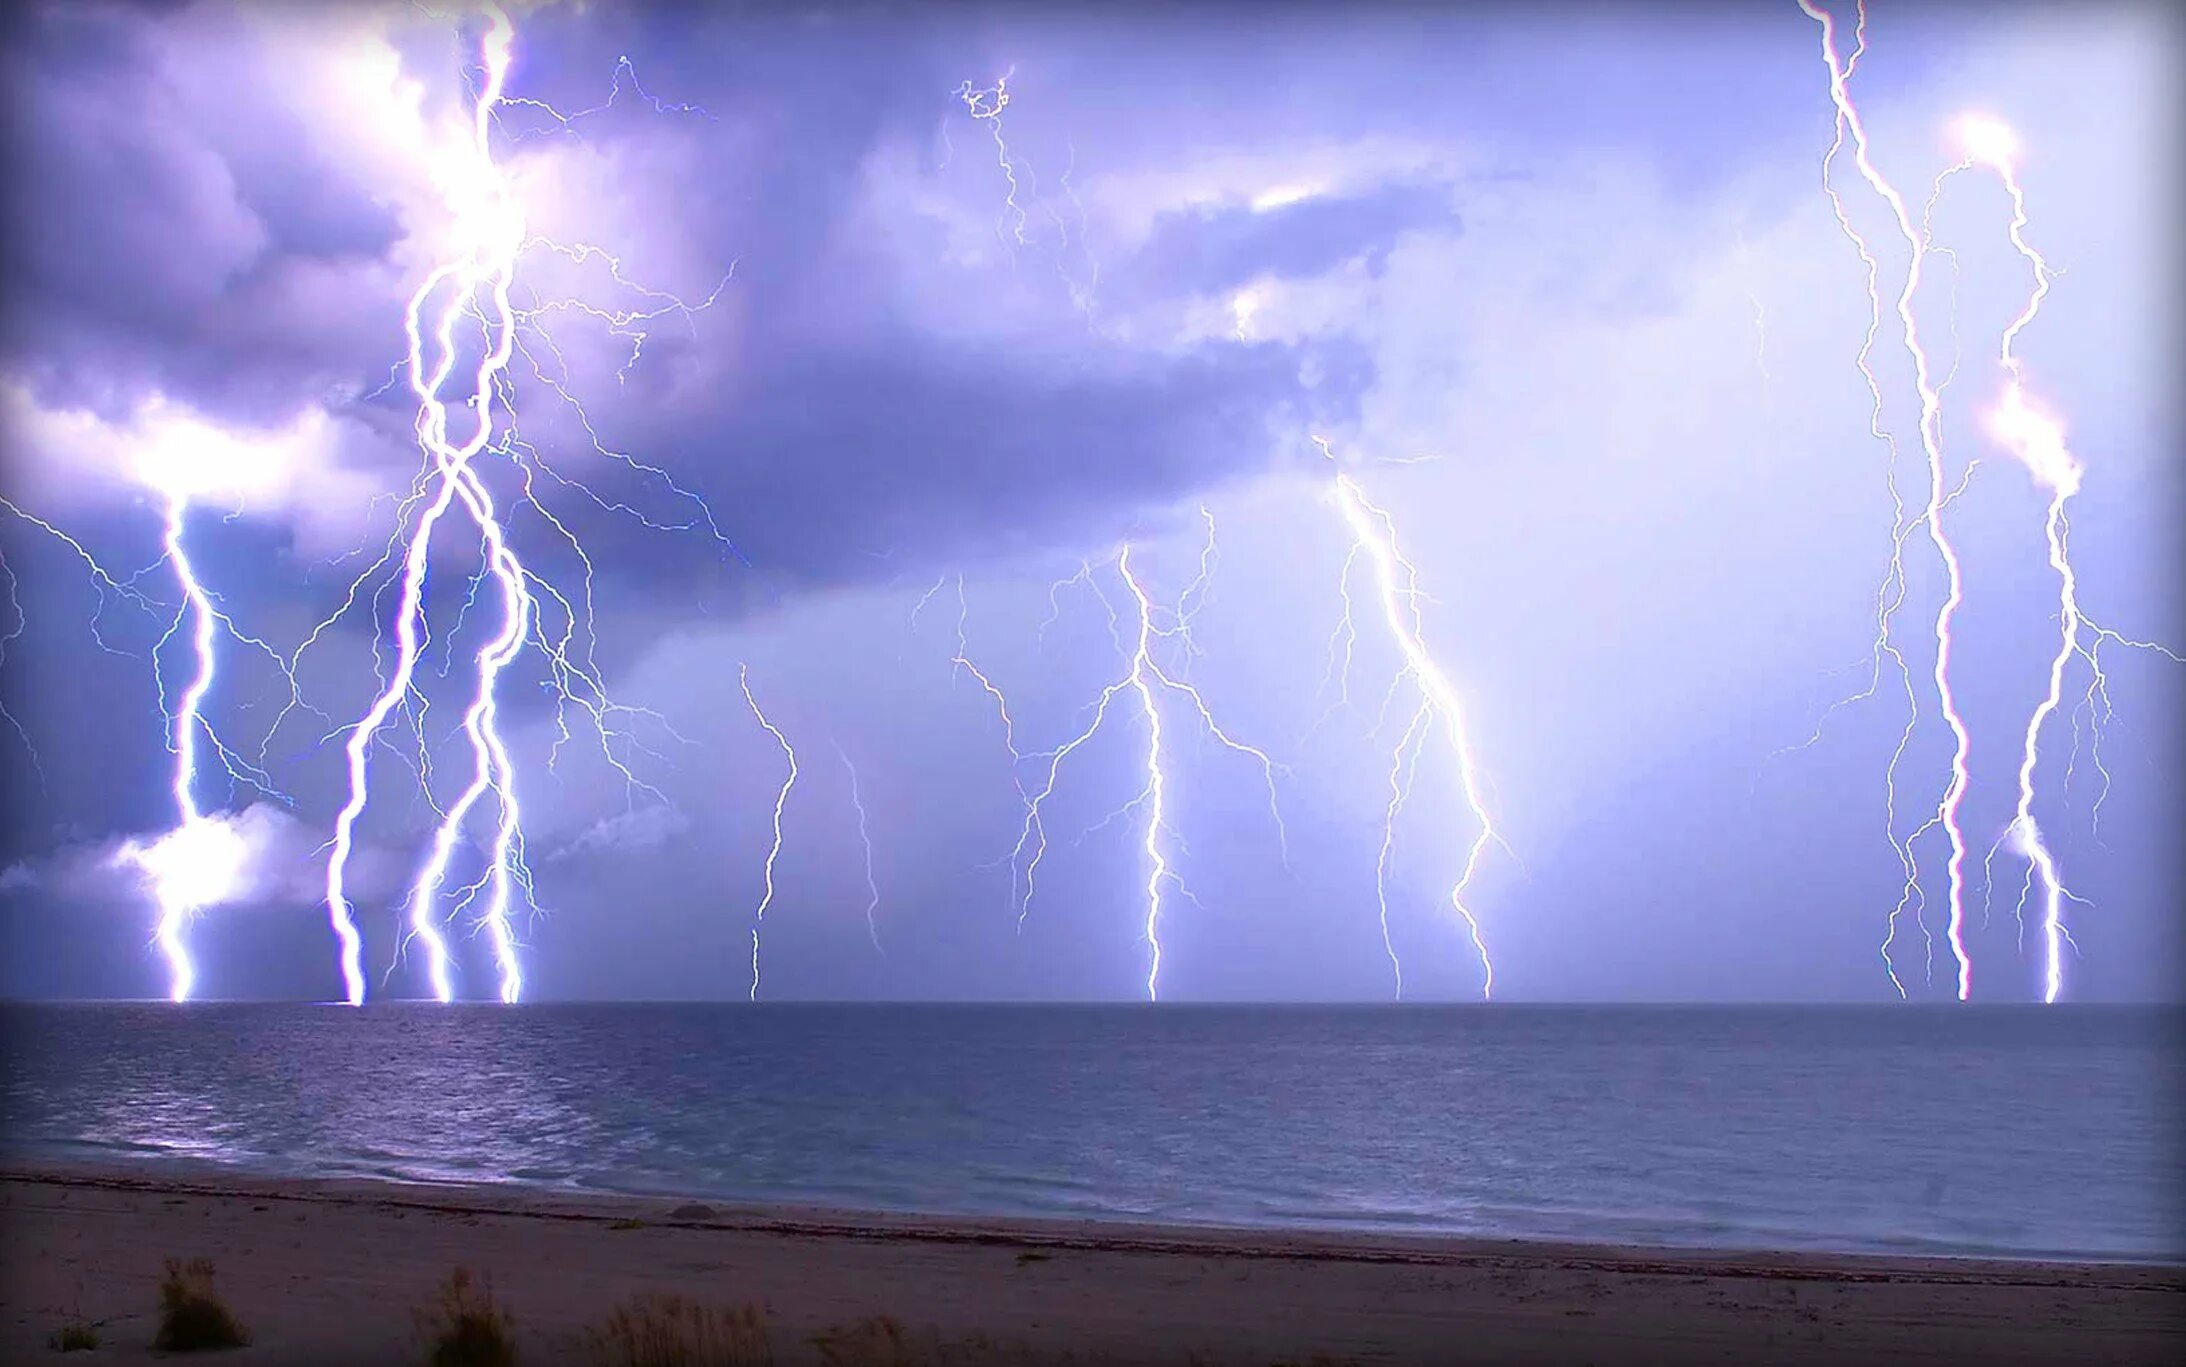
[{"xmin": 2, "ymin": 1003, "xmax": 2178, "ymax": 1262}]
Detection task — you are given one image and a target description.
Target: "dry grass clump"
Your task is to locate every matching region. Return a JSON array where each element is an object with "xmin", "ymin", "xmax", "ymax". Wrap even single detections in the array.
[
  {"xmin": 46, "ymin": 1320, "xmax": 100, "ymax": 1352},
  {"xmin": 415, "ymin": 1267, "xmax": 518, "ymax": 1367},
  {"xmin": 153, "ymin": 1257, "xmax": 250, "ymax": 1351},
  {"xmin": 587, "ymin": 1294, "xmax": 771, "ymax": 1366}
]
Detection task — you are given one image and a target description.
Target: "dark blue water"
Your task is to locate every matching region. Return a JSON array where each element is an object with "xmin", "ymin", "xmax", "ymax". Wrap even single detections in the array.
[{"xmin": 2, "ymin": 1004, "xmax": 2177, "ymax": 1261}]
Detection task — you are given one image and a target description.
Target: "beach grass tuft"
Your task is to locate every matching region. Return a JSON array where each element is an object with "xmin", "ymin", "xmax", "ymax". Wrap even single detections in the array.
[
  {"xmin": 415, "ymin": 1267, "xmax": 517, "ymax": 1367},
  {"xmin": 153, "ymin": 1257, "xmax": 250, "ymax": 1351},
  {"xmin": 46, "ymin": 1320, "xmax": 101, "ymax": 1352},
  {"xmin": 587, "ymin": 1293, "xmax": 771, "ymax": 1366}
]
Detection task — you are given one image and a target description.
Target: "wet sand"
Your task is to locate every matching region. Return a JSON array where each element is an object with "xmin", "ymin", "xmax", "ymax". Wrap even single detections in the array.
[{"xmin": 2, "ymin": 1165, "xmax": 2179, "ymax": 1364}]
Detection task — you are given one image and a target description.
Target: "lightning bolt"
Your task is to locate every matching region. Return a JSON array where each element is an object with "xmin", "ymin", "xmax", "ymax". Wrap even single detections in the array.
[
  {"xmin": 4, "ymin": 468, "xmax": 307, "ymax": 1003},
  {"xmin": 1318, "ymin": 439, "xmax": 1500, "ymax": 1000},
  {"xmin": 114, "ymin": 494, "xmax": 240, "ymax": 1002},
  {"xmin": 1000, "ymin": 516, "xmax": 1285, "ymax": 998},
  {"xmin": 955, "ymin": 70, "xmax": 1031, "ymax": 249},
  {"xmin": 953, "ymin": 69, "xmax": 1099, "ymax": 317},
  {"xmin": 0, "ymin": 549, "xmax": 33, "ymax": 781},
  {"xmin": 740, "ymin": 664, "xmax": 798, "ymax": 1001},
  {"xmin": 1800, "ymin": 0, "xmax": 1978, "ymax": 999},
  {"xmin": 834, "ymin": 739, "xmax": 882, "ymax": 954},
  {"xmin": 1948, "ymin": 116, "xmax": 2177, "ymax": 1002},
  {"xmin": 320, "ymin": 6, "xmax": 728, "ymax": 1005},
  {"xmin": 323, "ymin": 5, "xmax": 529, "ymax": 1006}
]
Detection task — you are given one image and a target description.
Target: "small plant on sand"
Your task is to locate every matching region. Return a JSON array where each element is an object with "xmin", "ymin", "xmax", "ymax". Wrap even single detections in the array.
[
  {"xmin": 587, "ymin": 1294, "xmax": 770, "ymax": 1367},
  {"xmin": 415, "ymin": 1267, "xmax": 517, "ymax": 1367},
  {"xmin": 46, "ymin": 1320, "xmax": 100, "ymax": 1352},
  {"xmin": 153, "ymin": 1257, "xmax": 250, "ymax": 1351}
]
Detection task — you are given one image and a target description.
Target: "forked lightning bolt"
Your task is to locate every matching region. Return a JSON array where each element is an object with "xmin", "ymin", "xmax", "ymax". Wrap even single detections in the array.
[
  {"xmin": 1948, "ymin": 116, "xmax": 2177, "ymax": 1002},
  {"xmin": 977, "ymin": 519, "xmax": 1284, "ymax": 998},
  {"xmin": 1799, "ymin": 5, "xmax": 2176, "ymax": 1000},
  {"xmin": 322, "ymin": 5, "xmax": 730, "ymax": 1004},
  {"xmin": 1800, "ymin": 0, "xmax": 1977, "ymax": 999},
  {"xmin": 1318, "ymin": 438, "xmax": 1500, "ymax": 1000}
]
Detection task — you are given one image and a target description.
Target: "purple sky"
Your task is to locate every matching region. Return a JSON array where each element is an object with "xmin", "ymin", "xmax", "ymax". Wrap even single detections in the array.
[{"xmin": 0, "ymin": 0, "xmax": 2178, "ymax": 1002}]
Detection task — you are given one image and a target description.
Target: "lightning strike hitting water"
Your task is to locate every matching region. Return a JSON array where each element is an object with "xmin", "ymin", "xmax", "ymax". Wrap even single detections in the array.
[
  {"xmin": 835, "ymin": 739, "xmax": 883, "ymax": 953},
  {"xmin": 1947, "ymin": 116, "xmax": 2177, "ymax": 1002},
  {"xmin": 6, "ymin": 458, "xmax": 301, "ymax": 1001},
  {"xmin": 998, "ymin": 521, "xmax": 1286, "ymax": 998},
  {"xmin": 1801, "ymin": 0, "xmax": 1977, "ymax": 999},
  {"xmin": 740, "ymin": 665, "xmax": 799, "ymax": 1001},
  {"xmin": 114, "ymin": 493, "xmax": 243, "ymax": 1002},
  {"xmin": 324, "ymin": 4, "xmax": 529, "ymax": 1006},
  {"xmin": 313, "ymin": 7, "xmax": 729, "ymax": 1005},
  {"xmin": 1318, "ymin": 439, "xmax": 1499, "ymax": 1000}
]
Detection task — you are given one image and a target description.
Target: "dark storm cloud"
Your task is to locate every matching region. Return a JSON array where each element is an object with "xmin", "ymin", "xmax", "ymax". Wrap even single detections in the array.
[
  {"xmin": 2, "ymin": 0, "xmax": 1386, "ymax": 594},
  {"xmin": 0, "ymin": 2, "xmax": 409, "ymax": 424}
]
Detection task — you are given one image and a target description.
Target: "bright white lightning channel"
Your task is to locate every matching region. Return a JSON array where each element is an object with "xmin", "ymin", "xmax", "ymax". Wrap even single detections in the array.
[
  {"xmin": 1320, "ymin": 438, "xmax": 1501, "ymax": 1000},
  {"xmin": 989, "ymin": 519, "xmax": 1286, "ymax": 1000}
]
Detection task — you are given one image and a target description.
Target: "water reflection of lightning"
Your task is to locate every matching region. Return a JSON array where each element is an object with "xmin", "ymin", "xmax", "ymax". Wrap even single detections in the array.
[
  {"xmin": 1800, "ymin": 0, "xmax": 1977, "ymax": 999},
  {"xmin": 1318, "ymin": 439, "xmax": 1500, "ymax": 1000}
]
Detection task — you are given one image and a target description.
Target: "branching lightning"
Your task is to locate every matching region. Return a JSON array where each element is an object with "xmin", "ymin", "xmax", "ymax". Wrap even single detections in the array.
[
  {"xmin": 962, "ymin": 517, "xmax": 1284, "ymax": 998},
  {"xmin": 1317, "ymin": 438, "xmax": 1501, "ymax": 1000},
  {"xmin": 1798, "ymin": 5, "xmax": 2176, "ymax": 1000},
  {"xmin": 1800, "ymin": 0, "xmax": 1977, "ymax": 999}
]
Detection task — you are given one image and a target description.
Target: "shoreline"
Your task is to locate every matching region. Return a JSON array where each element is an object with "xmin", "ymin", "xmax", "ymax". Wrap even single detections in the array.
[
  {"xmin": 5, "ymin": 1165, "xmax": 2181, "ymax": 1364},
  {"xmin": 4, "ymin": 1159, "xmax": 2177, "ymax": 1284}
]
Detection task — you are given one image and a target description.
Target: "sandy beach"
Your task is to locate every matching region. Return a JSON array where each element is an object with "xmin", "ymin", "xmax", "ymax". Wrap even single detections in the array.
[{"xmin": 2, "ymin": 1165, "xmax": 2179, "ymax": 1365}]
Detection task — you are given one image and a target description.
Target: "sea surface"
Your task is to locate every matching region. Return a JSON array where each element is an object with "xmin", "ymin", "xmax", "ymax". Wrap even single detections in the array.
[{"xmin": 2, "ymin": 1003, "xmax": 2178, "ymax": 1262}]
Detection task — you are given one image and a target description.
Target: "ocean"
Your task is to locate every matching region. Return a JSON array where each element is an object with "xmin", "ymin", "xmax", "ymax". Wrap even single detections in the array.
[{"xmin": 2, "ymin": 1003, "xmax": 2177, "ymax": 1262}]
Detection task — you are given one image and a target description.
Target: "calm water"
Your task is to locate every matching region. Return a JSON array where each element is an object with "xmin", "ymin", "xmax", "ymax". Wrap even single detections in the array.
[{"xmin": 2, "ymin": 1003, "xmax": 2178, "ymax": 1261}]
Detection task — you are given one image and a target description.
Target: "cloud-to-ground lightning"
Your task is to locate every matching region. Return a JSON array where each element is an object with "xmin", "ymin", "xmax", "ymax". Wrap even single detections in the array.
[
  {"xmin": 311, "ymin": 5, "xmax": 733, "ymax": 1005},
  {"xmin": 1944, "ymin": 115, "xmax": 2179, "ymax": 1002},
  {"xmin": 5, "ymin": 446, "xmax": 304, "ymax": 1001},
  {"xmin": 834, "ymin": 740, "xmax": 883, "ymax": 953},
  {"xmin": 1800, "ymin": 0, "xmax": 1978, "ymax": 999},
  {"xmin": 966, "ymin": 516, "xmax": 1284, "ymax": 998},
  {"xmin": 739, "ymin": 665, "xmax": 799, "ymax": 1001},
  {"xmin": 1796, "ymin": 7, "xmax": 2178, "ymax": 1000},
  {"xmin": 939, "ymin": 511, "xmax": 1276, "ymax": 992},
  {"xmin": 113, "ymin": 492, "xmax": 252, "ymax": 1003},
  {"xmin": 322, "ymin": 3, "xmax": 530, "ymax": 1007},
  {"xmin": 1317, "ymin": 439, "xmax": 1501, "ymax": 1000}
]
